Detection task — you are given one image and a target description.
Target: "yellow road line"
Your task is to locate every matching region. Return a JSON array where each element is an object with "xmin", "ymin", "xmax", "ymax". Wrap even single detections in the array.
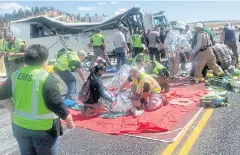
[
  {"xmin": 178, "ymin": 109, "xmax": 214, "ymax": 155},
  {"xmin": 161, "ymin": 108, "xmax": 202, "ymax": 155}
]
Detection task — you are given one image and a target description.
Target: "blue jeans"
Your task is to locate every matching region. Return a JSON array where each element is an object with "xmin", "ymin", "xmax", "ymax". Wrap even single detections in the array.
[
  {"xmin": 12, "ymin": 123, "xmax": 58, "ymax": 155},
  {"xmin": 54, "ymin": 68, "xmax": 76, "ymax": 99},
  {"xmin": 115, "ymin": 47, "xmax": 126, "ymax": 70}
]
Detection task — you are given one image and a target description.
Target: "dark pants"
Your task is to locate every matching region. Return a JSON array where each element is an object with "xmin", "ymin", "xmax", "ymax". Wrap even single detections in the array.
[
  {"xmin": 115, "ymin": 47, "xmax": 126, "ymax": 70},
  {"xmin": 54, "ymin": 68, "xmax": 76, "ymax": 99},
  {"xmin": 149, "ymin": 47, "xmax": 160, "ymax": 62},
  {"xmin": 5, "ymin": 58, "xmax": 25, "ymax": 77},
  {"xmin": 224, "ymin": 40, "xmax": 238, "ymax": 63},
  {"xmin": 12, "ymin": 123, "xmax": 58, "ymax": 155},
  {"xmin": 132, "ymin": 47, "xmax": 143, "ymax": 58}
]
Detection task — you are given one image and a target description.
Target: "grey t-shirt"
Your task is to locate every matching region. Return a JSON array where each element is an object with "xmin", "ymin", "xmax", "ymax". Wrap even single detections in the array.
[{"xmin": 148, "ymin": 31, "xmax": 160, "ymax": 48}]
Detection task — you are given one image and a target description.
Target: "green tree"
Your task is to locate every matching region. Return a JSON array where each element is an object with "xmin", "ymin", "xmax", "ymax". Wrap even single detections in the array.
[
  {"xmin": 12, "ymin": 10, "xmax": 17, "ymax": 20},
  {"xmin": 17, "ymin": 8, "xmax": 25, "ymax": 19},
  {"xmin": 34, "ymin": 7, "xmax": 40, "ymax": 16},
  {"xmin": 25, "ymin": 9, "xmax": 32, "ymax": 17}
]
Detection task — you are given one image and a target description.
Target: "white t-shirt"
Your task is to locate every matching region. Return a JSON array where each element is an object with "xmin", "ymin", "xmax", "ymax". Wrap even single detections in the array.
[{"xmin": 114, "ymin": 30, "xmax": 126, "ymax": 48}]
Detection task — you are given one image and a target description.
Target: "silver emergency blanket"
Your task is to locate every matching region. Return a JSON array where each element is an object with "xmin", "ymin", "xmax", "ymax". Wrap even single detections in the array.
[
  {"xmin": 99, "ymin": 65, "xmax": 133, "ymax": 113},
  {"xmin": 98, "ymin": 90, "xmax": 133, "ymax": 113},
  {"xmin": 112, "ymin": 64, "xmax": 130, "ymax": 89},
  {"xmin": 110, "ymin": 91, "xmax": 133, "ymax": 113}
]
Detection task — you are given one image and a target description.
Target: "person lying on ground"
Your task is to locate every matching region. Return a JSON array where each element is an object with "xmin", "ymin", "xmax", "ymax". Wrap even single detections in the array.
[
  {"xmin": 53, "ymin": 48, "xmax": 86, "ymax": 101},
  {"xmin": 119, "ymin": 67, "xmax": 168, "ymax": 112},
  {"xmin": 81, "ymin": 65, "xmax": 115, "ymax": 117},
  {"xmin": 144, "ymin": 61, "xmax": 170, "ymax": 93},
  {"xmin": 212, "ymin": 42, "xmax": 235, "ymax": 77}
]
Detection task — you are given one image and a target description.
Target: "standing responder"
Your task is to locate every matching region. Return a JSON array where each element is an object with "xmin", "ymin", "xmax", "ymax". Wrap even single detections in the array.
[
  {"xmin": 192, "ymin": 23, "xmax": 224, "ymax": 83},
  {"xmin": 220, "ymin": 22, "xmax": 238, "ymax": 65},
  {"xmin": 89, "ymin": 29, "xmax": 112, "ymax": 69},
  {"xmin": 53, "ymin": 48, "xmax": 86, "ymax": 100},
  {"xmin": 1, "ymin": 31, "xmax": 26, "ymax": 76},
  {"xmin": 131, "ymin": 30, "xmax": 144, "ymax": 58},
  {"xmin": 147, "ymin": 26, "xmax": 161, "ymax": 62},
  {"xmin": 114, "ymin": 25, "xmax": 129, "ymax": 70},
  {"xmin": 0, "ymin": 44, "xmax": 74, "ymax": 155}
]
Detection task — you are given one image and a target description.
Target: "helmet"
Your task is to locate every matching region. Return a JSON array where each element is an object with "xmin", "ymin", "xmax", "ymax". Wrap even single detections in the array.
[{"xmin": 195, "ymin": 23, "xmax": 203, "ymax": 28}]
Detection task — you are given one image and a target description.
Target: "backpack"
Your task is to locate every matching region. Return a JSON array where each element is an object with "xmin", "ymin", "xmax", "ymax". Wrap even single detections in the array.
[{"xmin": 78, "ymin": 79, "xmax": 91, "ymax": 103}]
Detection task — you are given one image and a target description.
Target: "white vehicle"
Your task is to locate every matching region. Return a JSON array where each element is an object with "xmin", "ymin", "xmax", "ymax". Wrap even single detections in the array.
[{"xmin": 9, "ymin": 7, "xmax": 168, "ymax": 60}]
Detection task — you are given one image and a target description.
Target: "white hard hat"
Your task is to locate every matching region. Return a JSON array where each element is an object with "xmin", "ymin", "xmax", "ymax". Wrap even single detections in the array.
[{"xmin": 195, "ymin": 23, "xmax": 203, "ymax": 28}]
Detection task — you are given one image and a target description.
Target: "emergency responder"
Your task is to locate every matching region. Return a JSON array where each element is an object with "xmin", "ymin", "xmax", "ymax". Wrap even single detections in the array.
[
  {"xmin": 220, "ymin": 22, "xmax": 238, "ymax": 65},
  {"xmin": 147, "ymin": 26, "xmax": 161, "ymax": 63},
  {"xmin": 119, "ymin": 67, "xmax": 167, "ymax": 112},
  {"xmin": 53, "ymin": 48, "xmax": 86, "ymax": 100},
  {"xmin": 2, "ymin": 31, "xmax": 26, "ymax": 76},
  {"xmin": 144, "ymin": 61, "xmax": 170, "ymax": 93},
  {"xmin": 212, "ymin": 42, "xmax": 235, "ymax": 77},
  {"xmin": 131, "ymin": 30, "xmax": 144, "ymax": 58},
  {"xmin": 192, "ymin": 23, "xmax": 224, "ymax": 83},
  {"xmin": 89, "ymin": 29, "xmax": 112, "ymax": 69},
  {"xmin": 131, "ymin": 44, "xmax": 150, "ymax": 66},
  {"xmin": 0, "ymin": 44, "xmax": 74, "ymax": 155}
]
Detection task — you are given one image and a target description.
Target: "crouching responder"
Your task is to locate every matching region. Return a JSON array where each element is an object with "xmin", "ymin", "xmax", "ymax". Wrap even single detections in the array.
[
  {"xmin": 192, "ymin": 23, "xmax": 224, "ymax": 83},
  {"xmin": 119, "ymin": 67, "xmax": 168, "ymax": 112},
  {"xmin": 212, "ymin": 42, "xmax": 235, "ymax": 77},
  {"xmin": 144, "ymin": 61, "xmax": 170, "ymax": 93},
  {"xmin": 0, "ymin": 44, "xmax": 74, "ymax": 155},
  {"xmin": 131, "ymin": 44, "xmax": 150, "ymax": 66},
  {"xmin": 53, "ymin": 48, "xmax": 86, "ymax": 100},
  {"xmin": 2, "ymin": 31, "xmax": 26, "ymax": 76}
]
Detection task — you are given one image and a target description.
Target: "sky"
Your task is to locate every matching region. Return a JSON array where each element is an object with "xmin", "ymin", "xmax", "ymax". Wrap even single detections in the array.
[{"xmin": 0, "ymin": 1, "xmax": 240, "ymax": 22}]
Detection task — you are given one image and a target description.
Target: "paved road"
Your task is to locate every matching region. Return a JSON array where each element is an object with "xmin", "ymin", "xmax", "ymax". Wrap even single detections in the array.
[{"xmin": 1, "ymin": 34, "xmax": 240, "ymax": 155}]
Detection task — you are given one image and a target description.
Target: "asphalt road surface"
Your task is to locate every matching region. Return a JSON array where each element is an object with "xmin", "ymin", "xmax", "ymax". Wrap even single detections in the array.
[{"xmin": 1, "ymin": 34, "xmax": 240, "ymax": 155}]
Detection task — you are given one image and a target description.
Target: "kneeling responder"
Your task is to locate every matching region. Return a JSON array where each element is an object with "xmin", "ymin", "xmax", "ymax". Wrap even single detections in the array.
[
  {"xmin": 192, "ymin": 23, "xmax": 224, "ymax": 83},
  {"xmin": 54, "ymin": 48, "xmax": 86, "ymax": 100},
  {"xmin": 2, "ymin": 31, "xmax": 26, "ymax": 76},
  {"xmin": 119, "ymin": 67, "xmax": 168, "ymax": 112},
  {"xmin": 145, "ymin": 61, "xmax": 170, "ymax": 93},
  {"xmin": 212, "ymin": 42, "xmax": 235, "ymax": 77},
  {"xmin": 0, "ymin": 44, "xmax": 74, "ymax": 155}
]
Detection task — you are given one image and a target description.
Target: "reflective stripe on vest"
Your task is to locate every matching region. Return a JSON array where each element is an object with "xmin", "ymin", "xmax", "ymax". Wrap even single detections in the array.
[
  {"xmin": 5, "ymin": 38, "xmax": 26, "ymax": 60},
  {"xmin": 12, "ymin": 70, "xmax": 55, "ymax": 120},
  {"xmin": 11, "ymin": 67, "xmax": 57, "ymax": 130},
  {"xmin": 54, "ymin": 51, "xmax": 80, "ymax": 71},
  {"xmin": 152, "ymin": 61, "xmax": 165, "ymax": 75},
  {"xmin": 0, "ymin": 39, "xmax": 5, "ymax": 51},
  {"xmin": 134, "ymin": 72, "xmax": 161, "ymax": 94},
  {"xmin": 132, "ymin": 35, "xmax": 143, "ymax": 48},
  {"xmin": 92, "ymin": 34, "xmax": 104, "ymax": 46}
]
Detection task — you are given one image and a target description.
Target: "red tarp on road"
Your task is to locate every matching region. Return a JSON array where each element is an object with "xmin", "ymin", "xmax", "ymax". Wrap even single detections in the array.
[{"xmin": 63, "ymin": 83, "xmax": 208, "ymax": 135}]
